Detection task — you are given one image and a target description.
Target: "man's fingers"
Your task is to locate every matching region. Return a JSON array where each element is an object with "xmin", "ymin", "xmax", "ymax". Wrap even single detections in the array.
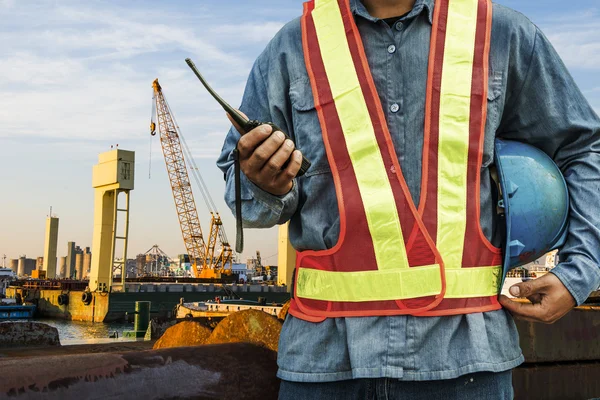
[
  {"xmin": 526, "ymin": 293, "xmax": 544, "ymax": 304},
  {"xmin": 237, "ymin": 124, "xmax": 273, "ymax": 158},
  {"xmin": 246, "ymin": 130, "xmax": 286, "ymax": 169},
  {"xmin": 499, "ymin": 295, "xmax": 547, "ymax": 322},
  {"xmin": 276, "ymin": 150, "xmax": 303, "ymax": 183},
  {"xmin": 262, "ymin": 139, "xmax": 296, "ymax": 176}
]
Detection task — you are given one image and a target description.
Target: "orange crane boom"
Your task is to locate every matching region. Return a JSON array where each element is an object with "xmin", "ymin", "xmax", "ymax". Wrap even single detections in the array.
[{"xmin": 151, "ymin": 79, "xmax": 232, "ymax": 279}]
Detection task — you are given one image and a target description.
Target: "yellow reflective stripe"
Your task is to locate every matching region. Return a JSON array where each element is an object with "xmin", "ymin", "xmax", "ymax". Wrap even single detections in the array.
[
  {"xmin": 312, "ymin": 0, "xmax": 408, "ymax": 270},
  {"xmin": 437, "ymin": 0, "xmax": 479, "ymax": 270},
  {"xmin": 297, "ymin": 265, "xmax": 442, "ymax": 301},
  {"xmin": 444, "ymin": 266, "xmax": 502, "ymax": 298},
  {"xmin": 297, "ymin": 266, "xmax": 501, "ymax": 302}
]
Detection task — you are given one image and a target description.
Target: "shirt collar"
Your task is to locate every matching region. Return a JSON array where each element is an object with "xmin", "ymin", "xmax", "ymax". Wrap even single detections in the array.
[{"xmin": 349, "ymin": 0, "xmax": 434, "ymax": 25}]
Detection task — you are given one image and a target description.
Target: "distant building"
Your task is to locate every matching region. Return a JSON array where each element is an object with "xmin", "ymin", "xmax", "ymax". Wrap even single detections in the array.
[
  {"xmin": 58, "ymin": 256, "xmax": 67, "ymax": 278},
  {"xmin": 42, "ymin": 216, "xmax": 59, "ymax": 278},
  {"xmin": 136, "ymin": 254, "xmax": 146, "ymax": 276},
  {"xmin": 83, "ymin": 252, "xmax": 92, "ymax": 280},
  {"xmin": 126, "ymin": 259, "xmax": 137, "ymax": 278},
  {"xmin": 17, "ymin": 257, "xmax": 36, "ymax": 277},
  {"xmin": 75, "ymin": 253, "xmax": 84, "ymax": 280},
  {"xmin": 178, "ymin": 254, "xmax": 192, "ymax": 275},
  {"xmin": 232, "ymin": 263, "xmax": 249, "ymax": 282},
  {"xmin": 66, "ymin": 242, "xmax": 77, "ymax": 279},
  {"xmin": 9, "ymin": 259, "xmax": 18, "ymax": 274}
]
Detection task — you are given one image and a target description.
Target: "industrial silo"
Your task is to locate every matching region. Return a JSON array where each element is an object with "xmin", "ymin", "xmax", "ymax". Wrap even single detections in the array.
[
  {"xmin": 75, "ymin": 253, "xmax": 83, "ymax": 280},
  {"xmin": 24, "ymin": 259, "xmax": 36, "ymax": 276},
  {"xmin": 9, "ymin": 259, "xmax": 18, "ymax": 275},
  {"xmin": 59, "ymin": 256, "xmax": 67, "ymax": 278},
  {"xmin": 66, "ymin": 242, "xmax": 76, "ymax": 279},
  {"xmin": 83, "ymin": 252, "xmax": 92, "ymax": 280},
  {"xmin": 17, "ymin": 257, "xmax": 26, "ymax": 276}
]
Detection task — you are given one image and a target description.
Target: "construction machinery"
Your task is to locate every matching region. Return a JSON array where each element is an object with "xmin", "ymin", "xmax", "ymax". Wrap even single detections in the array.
[{"xmin": 151, "ymin": 79, "xmax": 232, "ymax": 279}]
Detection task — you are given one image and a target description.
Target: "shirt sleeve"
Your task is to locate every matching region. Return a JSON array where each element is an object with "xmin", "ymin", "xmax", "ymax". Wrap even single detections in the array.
[
  {"xmin": 499, "ymin": 26, "xmax": 600, "ymax": 305},
  {"xmin": 216, "ymin": 56, "xmax": 299, "ymax": 229}
]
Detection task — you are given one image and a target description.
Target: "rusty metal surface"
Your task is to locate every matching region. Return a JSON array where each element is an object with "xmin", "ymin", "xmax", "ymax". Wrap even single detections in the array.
[
  {"xmin": 206, "ymin": 310, "xmax": 282, "ymax": 352},
  {"xmin": 277, "ymin": 300, "xmax": 290, "ymax": 321},
  {"xmin": 11, "ymin": 280, "xmax": 89, "ymax": 291},
  {"xmin": 516, "ymin": 306, "xmax": 600, "ymax": 363},
  {"xmin": 513, "ymin": 362, "xmax": 600, "ymax": 400},
  {"xmin": 153, "ymin": 321, "xmax": 212, "ymax": 349},
  {"xmin": 0, "ymin": 342, "xmax": 279, "ymax": 400}
]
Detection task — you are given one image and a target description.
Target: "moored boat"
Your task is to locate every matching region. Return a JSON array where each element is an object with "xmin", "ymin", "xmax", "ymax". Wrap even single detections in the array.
[
  {"xmin": 0, "ymin": 301, "xmax": 36, "ymax": 319},
  {"xmin": 175, "ymin": 296, "xmax": 283, "ymax": 320}
]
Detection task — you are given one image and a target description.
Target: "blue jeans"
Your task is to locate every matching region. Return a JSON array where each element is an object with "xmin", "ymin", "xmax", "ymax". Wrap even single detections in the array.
[{"xmin": 278, "ymin": 371, "xmax": 513, "ymax": 400}]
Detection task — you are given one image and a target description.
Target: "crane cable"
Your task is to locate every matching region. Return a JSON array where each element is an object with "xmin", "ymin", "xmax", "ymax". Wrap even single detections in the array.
[
  {"xmin": 161, "ymin": 95, "xmax": 214, "ymax": 212},
  {"xmin": 149, "ymin": 93, "xmax": 157, "ymax": 179},
  {"xmin": 160, "ymin": 93, "xmax": 231, "ymax": 246}
]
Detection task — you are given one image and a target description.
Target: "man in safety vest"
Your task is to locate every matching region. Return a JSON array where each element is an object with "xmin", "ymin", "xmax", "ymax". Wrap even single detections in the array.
[{"xmin": 217, "ymin": 0, "xmax": 600, "ymax": 398}]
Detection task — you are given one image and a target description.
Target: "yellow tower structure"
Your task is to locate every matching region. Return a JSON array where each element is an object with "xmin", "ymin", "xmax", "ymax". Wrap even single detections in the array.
[
  {"xmin": 277, "ymin": 223, "xmax": 296, "ymax": 291},
  {"xmin": 89, "ymin": 149, "xmax": 134, "ymax": 292}
]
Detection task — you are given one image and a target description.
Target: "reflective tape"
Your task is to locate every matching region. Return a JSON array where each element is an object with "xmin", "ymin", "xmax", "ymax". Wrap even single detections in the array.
[
  {"xmin": 312, "ymin": 0, "xmax": 409, "ymax": 271},
  {"xmin": 297, "ymin": 265, "xmax": 501, "ymax": 301},
  {"xmin": 436, "ymin": 0, "xmax": 479, "ymax": 270}
]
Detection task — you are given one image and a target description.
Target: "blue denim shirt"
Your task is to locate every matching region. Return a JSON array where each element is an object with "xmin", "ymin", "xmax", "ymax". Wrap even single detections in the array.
[{"xmin": 217, "ymin": 0, "xmax": 600, "ymax": 382}]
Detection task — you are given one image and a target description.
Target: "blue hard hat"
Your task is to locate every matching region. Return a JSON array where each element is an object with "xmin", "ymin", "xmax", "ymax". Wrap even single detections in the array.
[{"xmin": 494, "ymin": 139, "xmax": 569, "ymax": 282}]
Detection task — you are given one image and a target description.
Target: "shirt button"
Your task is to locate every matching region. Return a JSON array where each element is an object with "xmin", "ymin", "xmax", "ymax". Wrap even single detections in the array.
[
  {"xmin": 395, "ymin": 22, "xmax": 403, "ymax": 31},
  {"xmin": 390, "ymin": 103, "xmax": 400, "ymax": 113},
  {"xmin": 387, "ymin": 44, "xmax": 396, "ymax": 54}
]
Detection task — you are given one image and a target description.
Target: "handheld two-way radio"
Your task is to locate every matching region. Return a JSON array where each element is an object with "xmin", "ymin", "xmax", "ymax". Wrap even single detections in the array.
[
  {"xmin": 185, "ymin": 58, "xmax": 310, "ymax": 253},
  {"xmin": 185, "ymin": 58, "xmax": 311, "ymax": 175}
]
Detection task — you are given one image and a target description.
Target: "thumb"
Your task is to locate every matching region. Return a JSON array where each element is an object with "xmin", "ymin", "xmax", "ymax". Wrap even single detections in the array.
[{"xmin": 509, "ymin": 278, "xmax": 546, "ymax": 298}]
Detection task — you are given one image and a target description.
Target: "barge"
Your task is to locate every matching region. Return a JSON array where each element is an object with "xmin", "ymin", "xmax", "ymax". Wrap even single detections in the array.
[{"xmin": 5, "ymin": 279, "xmax": 290, "ymax": 322}]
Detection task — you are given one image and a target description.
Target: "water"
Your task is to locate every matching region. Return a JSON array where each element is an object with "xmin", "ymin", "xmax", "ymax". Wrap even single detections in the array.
[{"xmin": 31, "ymin": 318, "xmax": 136, "ymax": 345}]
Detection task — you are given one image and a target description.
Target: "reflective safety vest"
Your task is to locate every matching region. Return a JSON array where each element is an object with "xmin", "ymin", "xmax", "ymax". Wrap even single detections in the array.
[{"xmin": 289, "ymin": 0, "xmax": 503, "ymax": 322}]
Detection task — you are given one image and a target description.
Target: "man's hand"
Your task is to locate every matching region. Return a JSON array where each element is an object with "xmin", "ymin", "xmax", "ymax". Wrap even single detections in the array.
[
  {"xmin": 228, "ymin": 112, "xmax": 303, "ymax": 196},
  {"xmin": 499, "ymin": 273, "xmax": 576, "ymax": 324}
]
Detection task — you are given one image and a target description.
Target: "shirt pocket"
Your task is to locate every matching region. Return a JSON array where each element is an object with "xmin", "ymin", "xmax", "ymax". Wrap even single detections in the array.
[
  {"xmin": 488, "ymin": 70, "xmax": 503, "ymax": 102},
  {"xmin": 482, "ymin": 70, "xmax": 504, "ymax": 168},
  {"xmin": 289, "ymin": 78, "xmax": 334, "ymax": 177}
]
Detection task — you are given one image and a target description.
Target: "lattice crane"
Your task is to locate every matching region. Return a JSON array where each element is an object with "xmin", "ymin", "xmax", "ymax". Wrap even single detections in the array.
[{"xmin": 151, "ymin": 79, "xmax": 232, "ymax": 279}]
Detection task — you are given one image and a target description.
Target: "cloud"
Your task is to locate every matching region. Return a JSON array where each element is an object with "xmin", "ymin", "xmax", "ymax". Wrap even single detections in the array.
[
  {"xmin": 0, "ymin": 53, "xmax": 84, "ymax": 86},
  {"xmin": 0, "ymin": 0, "xmax": 14, "ymax": 9},
  {"xmin": 0, "ymin": 1, "xmax": 265, "ymax": 144},
  {"xmin": 583, "ymin": 87, "xmax": 600, "ymax": 94},
  {"xmin": 210, "ymin": 22, "xmax": 286, "ymax": 43},
  {"xmin": 542, "ymin": 11, "xmax": 600, "ymax": 69}
]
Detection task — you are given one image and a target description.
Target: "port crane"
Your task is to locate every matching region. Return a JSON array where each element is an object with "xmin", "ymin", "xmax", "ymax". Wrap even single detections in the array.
[{"xmin": 151, "ymin": 79, "xmax": 232, "ymax": 279}]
